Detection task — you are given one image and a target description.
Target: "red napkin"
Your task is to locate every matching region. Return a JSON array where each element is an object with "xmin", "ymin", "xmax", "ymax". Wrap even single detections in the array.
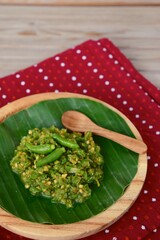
[{"xmin": 0, "ymin": 38, "xmax": 160, "ymax": 240}]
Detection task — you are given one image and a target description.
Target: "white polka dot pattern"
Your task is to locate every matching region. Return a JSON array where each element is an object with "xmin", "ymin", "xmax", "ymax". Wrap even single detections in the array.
[{"xmin": 0, "ymin": 38, "xmax": 160, "ymax": 240}]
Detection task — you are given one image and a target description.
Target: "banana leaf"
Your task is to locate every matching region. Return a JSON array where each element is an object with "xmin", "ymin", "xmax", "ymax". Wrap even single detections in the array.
[{"xmin": 0, "ymin": 98, "xmax": 138, "ymax": 224}]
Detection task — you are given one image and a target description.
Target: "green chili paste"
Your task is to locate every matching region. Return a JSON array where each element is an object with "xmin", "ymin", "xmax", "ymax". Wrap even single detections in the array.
[{"xmin": 10, "ymin": 126, "xmax": 104, "ymax": 208}]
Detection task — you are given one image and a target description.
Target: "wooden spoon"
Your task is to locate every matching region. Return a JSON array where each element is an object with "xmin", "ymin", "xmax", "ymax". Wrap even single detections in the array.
[{"xmin": 62, "ymin": 110, "xmax": 147, "ymax": 154}]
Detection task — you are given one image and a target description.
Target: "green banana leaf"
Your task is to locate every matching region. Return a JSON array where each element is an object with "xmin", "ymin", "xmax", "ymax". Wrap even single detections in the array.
[{"xmin": 0, "ymin": 98, "xmax": 138, "ymax": 224}]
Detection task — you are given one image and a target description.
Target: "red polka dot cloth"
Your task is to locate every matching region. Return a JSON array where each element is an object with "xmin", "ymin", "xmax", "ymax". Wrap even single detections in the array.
[{"xmin": 0, "ymin": 38, "xmax": 160, "ymax": 240}]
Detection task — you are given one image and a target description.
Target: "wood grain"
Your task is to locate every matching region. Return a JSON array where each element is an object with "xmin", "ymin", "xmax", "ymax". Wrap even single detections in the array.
[
  {"xmin": 0, "ymin": 0, "xmax": 160, "ymax": 6},
  {"xmin": 0, "ymin": 6, "xmax": 160, "ymax": 88},
  {"xmin": 0, "ymin": 92, "xmax": 147, "ymax": 240}
]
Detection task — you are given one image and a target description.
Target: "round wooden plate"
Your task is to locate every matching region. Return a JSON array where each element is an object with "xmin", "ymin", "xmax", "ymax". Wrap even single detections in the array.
[{"xmin": 0, "ymin": 92, "xmax": 147, "ymax": 240}]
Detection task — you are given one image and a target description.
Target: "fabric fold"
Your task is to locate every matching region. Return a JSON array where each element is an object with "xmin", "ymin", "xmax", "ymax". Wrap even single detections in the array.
[{"xmin": 0, "ymin": 38, "xmax": 160, "ymax": 240}]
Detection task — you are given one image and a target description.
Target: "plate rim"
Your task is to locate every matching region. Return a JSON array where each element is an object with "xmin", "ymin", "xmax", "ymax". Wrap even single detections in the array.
[{"xmin": 0, "ymin": 92, "xmax": 147, "ymax": 240}]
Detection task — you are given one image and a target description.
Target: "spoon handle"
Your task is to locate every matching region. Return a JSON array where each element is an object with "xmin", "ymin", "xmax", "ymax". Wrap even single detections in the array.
[{"xmin": 92, "ymin": 125, "xmax": 147, "ymax": 154}]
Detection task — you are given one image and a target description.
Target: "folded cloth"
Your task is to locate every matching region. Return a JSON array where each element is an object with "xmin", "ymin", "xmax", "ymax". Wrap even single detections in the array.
[{"xmin": 0, "ymin": 38, "xmax": 160, "ymax": 240}]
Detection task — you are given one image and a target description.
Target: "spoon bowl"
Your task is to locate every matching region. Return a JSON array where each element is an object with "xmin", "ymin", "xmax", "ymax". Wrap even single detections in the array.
[
  {"xmin": 62, "ymin": 110, "xmax": 147, "ymax": 154},
  {"xmin": 0, "ymin": 92, "xmax": 147, "ymax": 240}
]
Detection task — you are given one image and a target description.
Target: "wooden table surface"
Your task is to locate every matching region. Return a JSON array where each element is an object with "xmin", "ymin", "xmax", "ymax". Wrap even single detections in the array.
[{"xmin": 0, "ymin": 0, "xmax": 160, "ymax": 88}]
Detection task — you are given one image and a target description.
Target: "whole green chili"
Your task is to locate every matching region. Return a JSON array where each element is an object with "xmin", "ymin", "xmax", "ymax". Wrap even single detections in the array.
[
  {"xmin": 10, "ymin": 125, "xmax": 104, "ymax": 208},
  {"xmin": 36, "ymin": 147, "xmax": 65, "ymax": 167},
  {"xmin": 52, "ymin": 133, "xmax": 79, "ymax": 149},
  {"xmin": 26, "ymin": 143, "xmax": 55, "ymax": 154}
]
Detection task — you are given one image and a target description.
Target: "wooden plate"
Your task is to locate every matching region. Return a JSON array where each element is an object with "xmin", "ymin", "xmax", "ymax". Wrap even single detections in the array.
[{"xmin": 0, "ymin": 92, "xmax": 147, "ymax": 240}]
